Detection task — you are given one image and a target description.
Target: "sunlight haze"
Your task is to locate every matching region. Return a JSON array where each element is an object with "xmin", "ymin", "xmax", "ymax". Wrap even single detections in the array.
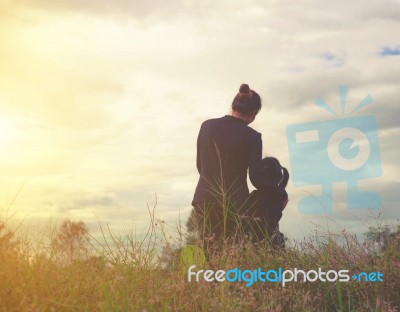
[{"xmin": 1, "ymin": 0, "xmax": 399, "ymax": 240}]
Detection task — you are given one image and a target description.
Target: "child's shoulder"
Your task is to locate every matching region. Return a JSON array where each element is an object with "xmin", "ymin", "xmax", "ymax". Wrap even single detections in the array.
[{"xmin": 249, "ymin": 189, "xmax": 267, "ymax": 200}]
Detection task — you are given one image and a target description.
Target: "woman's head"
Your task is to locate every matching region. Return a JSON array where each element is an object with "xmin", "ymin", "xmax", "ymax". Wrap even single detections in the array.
[{"xmin": 231, "ymin": 84, "xmax": 262, "ymax": 122}]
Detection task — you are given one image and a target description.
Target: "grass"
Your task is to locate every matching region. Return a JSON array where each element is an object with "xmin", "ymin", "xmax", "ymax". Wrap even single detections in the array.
[{"xmin": 0, "ymin": 207, "xmax": 399, "ymax": 312}]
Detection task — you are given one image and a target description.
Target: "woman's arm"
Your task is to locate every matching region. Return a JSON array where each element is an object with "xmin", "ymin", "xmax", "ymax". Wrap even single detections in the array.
[
  {"xmin": 196, "ymin": 123, "xmax": 204, "ymax": 174},
  {"xmin": 196, "ymin": 133, "xmax": 201, "ymax": 174}
]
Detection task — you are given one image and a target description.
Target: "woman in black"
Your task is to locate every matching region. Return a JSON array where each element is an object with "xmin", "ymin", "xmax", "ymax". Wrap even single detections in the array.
[{"xmin": 189, "ymin": 84, "xmax": 288, "ymax": 248}]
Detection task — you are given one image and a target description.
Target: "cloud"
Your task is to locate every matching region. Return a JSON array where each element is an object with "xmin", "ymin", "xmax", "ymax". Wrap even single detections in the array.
[
  {"xmin": 280, "ymin": 178, "xmax": 400, "ymax": 240},
  {"xmin": 1, "ymin": 0, "xmax": 399, "ymax": 240},
  {"xmin": 13, "ymin": 0, "xmax": 188, "ymax": 22},
  {"xmin": 56, "ymin": 194, "xmax": 116, "ymax": 212}
]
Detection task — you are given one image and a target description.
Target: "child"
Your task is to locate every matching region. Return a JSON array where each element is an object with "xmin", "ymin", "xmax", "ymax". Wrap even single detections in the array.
[{"xmin": 246, "ymin": 157, "xmax": 289, "ymax": 249}]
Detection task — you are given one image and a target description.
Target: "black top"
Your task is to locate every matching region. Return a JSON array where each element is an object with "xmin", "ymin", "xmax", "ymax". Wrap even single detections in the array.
[
  {"xmin": 192, "ymin": 115, "xmax": 287, "ymax": 209},
  {"xmin": 248, "ymin": 164, "xmax": 289, "ymax": 222}
]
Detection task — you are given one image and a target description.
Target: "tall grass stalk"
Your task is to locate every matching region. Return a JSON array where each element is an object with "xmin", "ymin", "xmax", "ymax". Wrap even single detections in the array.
[{"xmin": 0, "ymin": 203, "xmax": 399, "ymax": 311}]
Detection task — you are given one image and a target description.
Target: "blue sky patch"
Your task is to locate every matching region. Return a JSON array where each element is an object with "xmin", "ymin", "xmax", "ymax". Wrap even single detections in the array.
[
  {"xmin": 321, "ymin": 51, "xmax": 336, "ymax": 61},
  {"xmin": 380, "ymin": 46, "xmax": 400, "ymax": 56},
  {"xmin": 320, "ymin": 51, "xmax": 345, "ymax": 66}
]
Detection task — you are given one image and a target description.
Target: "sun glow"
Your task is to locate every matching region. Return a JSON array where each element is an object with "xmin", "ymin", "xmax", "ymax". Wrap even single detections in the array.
[{"xmin": 0, "ymin": 119, "xmax": 12, "ymax": 148}]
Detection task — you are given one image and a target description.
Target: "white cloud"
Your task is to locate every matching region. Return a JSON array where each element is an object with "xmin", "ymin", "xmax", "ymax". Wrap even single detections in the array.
[{"xmin": 0, "ymin": 0, "xmax": 399, "ymax": 239}]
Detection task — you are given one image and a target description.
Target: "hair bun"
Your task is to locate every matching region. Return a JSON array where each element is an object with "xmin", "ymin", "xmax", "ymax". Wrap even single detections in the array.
[
  {"xmin": 232, "ymin": 84, "xmax": 261, "ymax": 115},
  {"xmin": 239, "ymin": 84, "xmax": 251, "ymax": 94}
]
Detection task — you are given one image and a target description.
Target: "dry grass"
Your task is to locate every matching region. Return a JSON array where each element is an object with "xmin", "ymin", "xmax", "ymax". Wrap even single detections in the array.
[{"xmin": 0, "ymin": 207, "xmax": 399, "ymax": 312}]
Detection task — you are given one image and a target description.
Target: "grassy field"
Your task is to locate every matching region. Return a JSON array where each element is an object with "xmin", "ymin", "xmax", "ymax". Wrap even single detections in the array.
[{"xmin": 1, "ymin": 211, "xmax": 399, "ymax": 312}]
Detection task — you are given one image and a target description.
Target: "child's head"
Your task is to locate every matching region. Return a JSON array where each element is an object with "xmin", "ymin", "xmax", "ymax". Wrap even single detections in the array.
[{"xmin": 261, "ymin": 157, "xmax": 284, "ymax": 184}]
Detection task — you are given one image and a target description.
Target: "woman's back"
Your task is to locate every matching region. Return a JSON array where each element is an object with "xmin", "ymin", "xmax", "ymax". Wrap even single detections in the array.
[
  {"xmin": 192, "ymin": 115, "xmax": 261, "ymax": 209},
  {"xmin": 190, "ymin": 84, "xmax": 287, "ymax": 243}
]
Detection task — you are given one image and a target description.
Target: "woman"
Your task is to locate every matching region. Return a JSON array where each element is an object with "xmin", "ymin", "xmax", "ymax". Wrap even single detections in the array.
[{"xmin": 190, "ymin": 84, "xmax": 288, "ymax": 246}]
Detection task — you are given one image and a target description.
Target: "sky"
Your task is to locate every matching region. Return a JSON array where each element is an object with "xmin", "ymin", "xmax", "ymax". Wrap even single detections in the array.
[{"xmin": 1, "ymin": 0, "xmax": 399, "ymax": 242}]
